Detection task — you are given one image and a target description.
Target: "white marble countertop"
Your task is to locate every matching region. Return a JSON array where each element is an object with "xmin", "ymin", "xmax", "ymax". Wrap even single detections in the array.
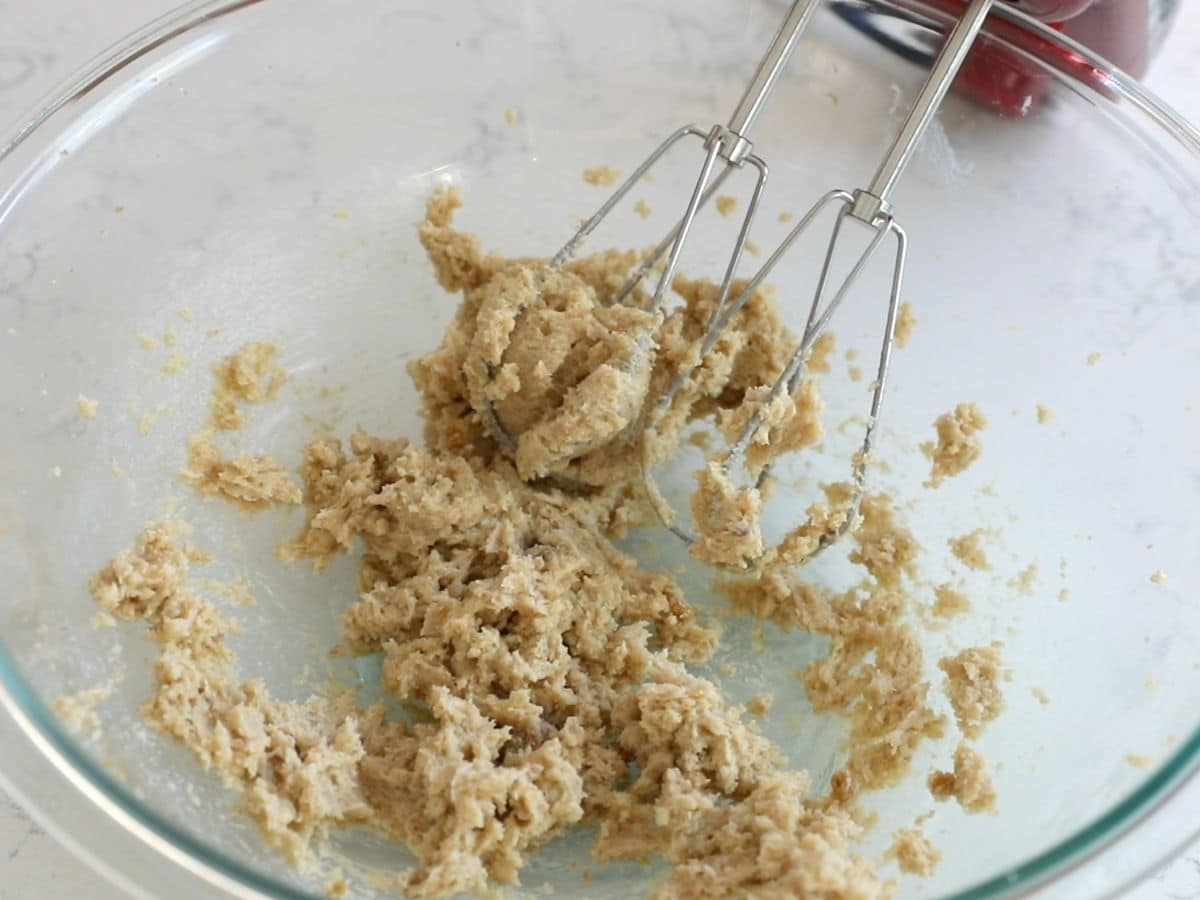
[{"xmin": 1, "ymin": 1, "xmax": 1199, "ymax": 898}]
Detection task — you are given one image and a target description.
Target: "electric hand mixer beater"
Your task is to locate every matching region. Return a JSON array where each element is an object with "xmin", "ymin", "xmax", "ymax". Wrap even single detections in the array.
[{"xmin": 479, "ymin": 0, "xmax": 1023, "ymax": 565}]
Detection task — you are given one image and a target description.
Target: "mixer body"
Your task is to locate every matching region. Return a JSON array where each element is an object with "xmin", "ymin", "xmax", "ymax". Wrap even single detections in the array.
[{"xmin": 833, "ymin": 0, "xmax": 1180, "ymax": 117}]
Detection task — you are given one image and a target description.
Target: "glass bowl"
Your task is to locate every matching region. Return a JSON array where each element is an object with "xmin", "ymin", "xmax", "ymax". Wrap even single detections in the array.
[{"xmin": 2, "ymin": 0, "xmax": 1199, "ymax": 897}]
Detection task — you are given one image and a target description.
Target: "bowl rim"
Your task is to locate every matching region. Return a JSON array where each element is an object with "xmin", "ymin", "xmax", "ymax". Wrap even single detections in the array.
[{"xmin": 1, "ymin": 1, "xmax": 1199, "ymax": 897}]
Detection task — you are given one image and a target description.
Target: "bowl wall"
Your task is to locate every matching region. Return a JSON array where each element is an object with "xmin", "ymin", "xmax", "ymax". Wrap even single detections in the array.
[{"xmin": 2, "ymin": 1, "xmax": 1200, "ymax": 897}]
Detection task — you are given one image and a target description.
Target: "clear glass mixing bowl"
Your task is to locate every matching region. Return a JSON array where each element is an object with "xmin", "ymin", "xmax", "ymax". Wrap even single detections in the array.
[{"xmin": 2, "ymin": 1, "xmax": 1199, "ymax": 897}]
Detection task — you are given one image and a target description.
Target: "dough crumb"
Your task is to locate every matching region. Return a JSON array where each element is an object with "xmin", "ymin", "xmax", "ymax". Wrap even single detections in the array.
[
  {"xmin": 503, "ymin": 106, "xmax": 519, "ymax": 125},
  {"xmin": 1057, "ymin": 587, "xmax": 1070, "ymax": 602},
  {"xmin": 1035, "ymin": 403, "xmax": 1055, "ymax": 424},
  {"xmin": 164, "ymin": 327, "xmax": 179, "ymax": 348},
  {"xmin": 84, "ymin": 188, "xmax": 1010, "ymax": 896},
  {"xmin": 1031, "ymin": 687, "xmax": 1050, "ymax": 705},
  {"xmin": 110, "ymin": 457, "xmax": 124, "ymax": 477},
  {"xmin": 181, "ymin": 431, "xmax": 302, "ymax": 509},
  {"xmin": 715, "ymin": 195, "xmax": 738, "ymax": 216},
  {"xmin": 1125, "ymin": 753, "xmax": 1153, "ymax": 769},
  {"xmin": 932, "ymin": 583, "xmax": 970, "ymax": 619},
  {"xmin": 137, "ymin": 332, "xmax": 159, "ymax": 350},
  {"xmin": 887, "ymin": 826, "xmax": 941, "ymax": 876},
  {"xmin": 1087, "ymin": 351, "xmax": 1102, "ymax": 366},
  {"xmin": 137, "ymin": 413, "xmax": 156, "ymax": 436},
  {"xmin": 743, "ymin": 239, "xmax": 761, "ymax": 258},
  {"xmin": 778, "ymin": 210, "xmax": 794, "ymax": 224},
  {"xmin": 162, "ymin": 353, "xmax": 188, "ymax": 375},
  {"xmin": 893, "ymin": 302, "xmax": 917, "ymax": 349},
  {"xmin": 633, "ymin": 198, "xmax": 651, "ymax": 219},
  {"xmin": 582, "ymin": 165, "xmax": 620, "ymax": 186},
  {"xmin": 808, "ymin": 331, "xmax": 836, "ymax": 374},
  {"xmin": 746, "ymin": 693, "xmax": 773, "ymax": 717},
  {"xmin": 76, "ymin": 394, "xmax": 99, "ymax": 419},
  {"xmin": 922, "ymin": 402, "xmax": 987, "ymax": 487},
  {"xmin": 178, "ymin": 308, "xmax": 196, "ymax": 323},
  {"xmin": 54, "ymin": 683, "xmax": 114, "ymax": 735},
  {"xmin": 210, "ymin": 342, "xmax": 286, "ymax": 430},
  {"xmin": 90, "ymin": 611, "xmax": 116, "ymax": 629},
  {"xmin": 1150, "ymin": 569, "xmax": 1167, "ymax": 585},
  {"xmin": 928, "ymin": 743, "xmax": 996, "ymax": 814},
  {"xmin": 949, "ymin": 529, "xmax": 990, "ymax": 571},
  {"xmin": 1009, "ymin": 562, "xmax": 1038, "ymax": 596},
  {"xmin": 939, "ymin": 645, "xmax": 1007, "ymax": 739},
  {"xmin": 849, "ymin": 492, "xmax": 919, "ymax": 588}
]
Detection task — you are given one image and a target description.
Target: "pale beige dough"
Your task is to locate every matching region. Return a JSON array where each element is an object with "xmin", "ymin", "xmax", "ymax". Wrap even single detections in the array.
[
  {"xmin": 76, "ymin": 394, "xmax": 99, "ymax": 419},
  {"xmin": 54, "ymin": 683, "xmax": 114, "ymax": 735},
  {"xmin": 181, "ymin": 430, "xmax": 301, "ymax": 509},
  {"xmin": 893, "ymin": 302, "xmax": 917, "ymax": 349},
  {"xmin": 932, "ymin": 583, "xmax": 970, "ymax": 619},
  {"xmin": 210, "ymin": 341, "xmax": 286, "ymax": 430},
  {"xmin": 582, "ymin": 165, "xmax": 621, "ymax": 186},
  {"xmin": 922, "ymin": 402, "xmax": 987, "ymax": 487},
  {"xmin": 949, "ymin": 528, "xmax": 991, "ymax": 571},
  {"xmin": 807, "ymin": 331, "xmax": 836, "ymax": 374},
  {"xmin": 887, "ymin": 826, "xmax": 941, "ymax": 876},
  {"xmin": 722, "ymin": 501, "xmax": 945, "ymax": 810},
  {"xmin": 411, "ymin": 186, "xmax": 828, "ymax": 566},
  {"xmin": 929, "ymin": 743, "xmax": 997, "ymax": 814},
  {"xmin": 939, "ymin": 645, "xmax": 1007, "ymax": 739},
  {"xmin": 89, "ymin": 520, "xmax": 374, "ymax": 867},
  {"xmin": 79, "ymin": 189, "xmax": 1013, "ymax": 899}
]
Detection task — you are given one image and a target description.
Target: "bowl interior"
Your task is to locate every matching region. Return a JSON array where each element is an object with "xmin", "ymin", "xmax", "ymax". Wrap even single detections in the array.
[{"xmin": 2, "ymin": 1, "xmax": 1200, "ymax": 897}]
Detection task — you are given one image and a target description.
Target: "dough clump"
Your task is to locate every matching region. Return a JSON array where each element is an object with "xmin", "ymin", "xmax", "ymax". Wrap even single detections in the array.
[{"xmin": 923, "ymin": 402, "xmax": 987, "ymax": 487}]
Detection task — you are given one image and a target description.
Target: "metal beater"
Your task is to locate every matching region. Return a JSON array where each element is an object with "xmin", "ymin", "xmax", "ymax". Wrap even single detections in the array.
[
  {"xmin": 481, "ymin": 0, "xmax": 998, "ymax": 561},
  {"xmin": 648, "ymin": 0, "xmax": 997, "ymax": 556}
]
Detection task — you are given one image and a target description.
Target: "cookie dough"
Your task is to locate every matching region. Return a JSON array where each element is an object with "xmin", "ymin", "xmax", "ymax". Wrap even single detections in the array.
[
  {"xmin": 89, "ymin": 520, "xmax": 374, "ymax": 867},
  {"xmin": 893, "ymin": 302, "xmax": 917, "ymax": 349},
  {"xmin": 929, "ymin": 742, "xmax": 997, "ymax": 814},
  {"xmin": 181, "ymin": 430, "xmax": 301, "ymax": 509},
  {"xmin": 76, "ymin": 394, "xmax": 98, "ymax": 419},
  {"xmin": 923, "ymin": 402, "xmax": 987, "ymax": 487},
  {"xmin": 210, "ymin": 341, "xmax": 286, "ymax": 430},
  {"xmin": 887, "ymin": 826, "xmax": 941, "ymax": 876},
  {"xmin": 582, "ymin": 165, "xmax": 621, "ymax": 186},
  {"xmin": 83, "ymin": 188, "xmax": 1003, "ymax": 898},
  {"xmin": 932, "ymin": 583, "xmax": 970, "ymax": 619},
  {"xmin": 949, "ymin": 529, "xmax": 991, "ymax": 571},
  {"xmin": 939, "ymin": 645, "xmax": 1007, "ymax": 739}
]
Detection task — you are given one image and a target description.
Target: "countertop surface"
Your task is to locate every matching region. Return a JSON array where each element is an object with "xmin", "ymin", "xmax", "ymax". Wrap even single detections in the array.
[{"xmin": 2, "ymin": 2, "xmax": 1200, "ymax": 898}]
